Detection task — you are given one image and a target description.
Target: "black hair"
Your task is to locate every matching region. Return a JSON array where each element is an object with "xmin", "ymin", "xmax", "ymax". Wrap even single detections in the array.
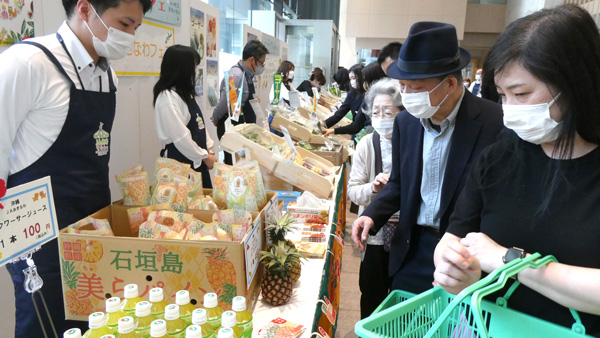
[
  {"xmin": 362, "ymin": 61, "xmax": 387, "ymax": 89},
  {"xmin": 242, "ymin": 40, "xmax": 269, "ymax": 61},
  {"xmin": 478, "ymin": 4, "xmax": 600, "ymax": 217},
  {"xmin": 276, "ymin": 61, "xmax": 295, "ymax": 85},
  {"xmin": 377, "ymin": 42, "xmax": 402, "ymax": 64},
  {"xmin": 153, "ymin": 45, "xmax": 197, "ymax": 106},
  {"xmin": 433, "ymin": 70, "xmax": 463, "ymax": 84},
  {"xmin": 349, "ymin": 63, "xmax": 365, "ymax": 96},
  {"xmin": 310, "ymin": 68, "xmax": 326, "ymax": 86},
  {"xmin": 63, "ymin": 0, "xmax": 153, "ymax": 18},
  {"xmin": 333, "ymin": 67, "xmax": 350, "ymax": 91}
]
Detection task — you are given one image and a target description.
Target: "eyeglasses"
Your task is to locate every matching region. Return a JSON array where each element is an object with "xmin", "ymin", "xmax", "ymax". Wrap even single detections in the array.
[
  {"xmin": 371, "ymin": 105, "xmax": 398, "ymax": 118},
  {"xmin": 256, "ymin": 58, "xmax": 265, "ymax": 67}
]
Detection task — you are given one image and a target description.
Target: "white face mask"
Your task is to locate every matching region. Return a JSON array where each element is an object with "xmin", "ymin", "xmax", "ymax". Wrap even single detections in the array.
[
  {"xmin": 401, "ymin": 78, "xmax": 449, "ymax": 119},
  {"xmin": 84, "ymin": 4, "xmax": 135, "ymax": 60},
  {"xmin": 503, "ymin": 93, "xmax": 562, "ymax": 144},
  {"xmin": 475, "ymin": 74, "xmax": 481, "ymax": 81},
  {"xmin": 287, "ymin": 71, "xmax": 294, "ymax": 80},
  {"xmin": 350, "ymin": 79, "xmax": 357, "ymax": 89},
  {"xmin": 371, "ymin": 117, "xmax": 394, "ymax": 138}
]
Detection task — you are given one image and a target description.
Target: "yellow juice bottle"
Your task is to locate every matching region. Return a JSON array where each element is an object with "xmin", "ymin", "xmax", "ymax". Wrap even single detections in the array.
[
  {"xmin": 115, "ymin": 316, "xmax": 137, "ymax": 338},
  {"xmin": 150, "ymin": 319, "xmax": 169, "ymax": 338},
  {"xmin": 216, "ymin": 328, "xmax": 234, "ymax": 338},
  {"xmin": 164, "ymin": 304, "xmax": 187, "ymax": 338},
  {"xmin": 149, "ymin": 287, "xmax": 169, "ymax": 319},
  {"xmin": 203, "ymin": 293, "xmax": 223, "ymax": 330},
  {"xmin": 220, "ymin": 312, "xmax": 242, "ymax": 338},
  {"xmin": 106, "ymin": 297, "xmax": 129, "ymax": 334},
  {"xmin": 64, "ymin": 328, "xmax": 82, "ymax": 338},
  {"xmin": 184, "ymin": 325, "xmax": 204, "ymax": 338},
  {"xmin": 175, "ymin": 290, "xmax": 196, "ymax": 325},
  {"xmin": 121, "ymin": 284, "xmax": 145, "ymax": 316},
  {"xmin": 191, "ymin": 309, "xmax": 216, "ymax": 338},
  {"xmin": 83, "ymin": 312, "xmax": 113, "ymax": 338},
  {"xmin": 135, "ymin": 301, "xmax": 155, "ymax": 338},
  {"xmin": 231, "ymin": 297, "xmax": 252, "ymax": 338}
]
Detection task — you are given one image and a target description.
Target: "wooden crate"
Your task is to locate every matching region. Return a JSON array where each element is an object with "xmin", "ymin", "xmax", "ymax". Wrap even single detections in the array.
[{"xmin": 270, "ymin": 115, "xmax": 313, "ymax": 141}]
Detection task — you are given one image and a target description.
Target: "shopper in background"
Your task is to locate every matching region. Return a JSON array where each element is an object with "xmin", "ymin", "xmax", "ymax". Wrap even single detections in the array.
[
  {"xmin": 0, "ymin": 0, "xmax": 152, "ymax": 335},
  {"xmin": 469, "ymin": 68, "xmax": 482, "ymax": 97},
  {"xmin": 212, "ymin": 39, "xmax": 269, "ymax": 165},
  {"xmin": 322, "ymin": 64, "xmax": 365, "ymax": 133},
  {"xmin": 434, "ymin": 5, "xmax": 600, "ymax": 335},
  {"xmin": 463, "ymin": 78, "xmax": 471, "ymax": 88},
  {"xmin": 377, "ymin": 42, "xmax": 402, "ymax": 74},
  {"xmin": 348, "ymin": 78, "xmax": 403, "ymax": 318},
  {"xmin": 323, "ymin": 62, "xmax": 386, "ymax": 137},
  {"xmin": 296, "ymin": 67, "xmax": 327, "ymax": 97},
  {"xmin": 351, "ymin": 21, "xmax": 504, "ymax": 295},
  {"xmin": 333, "ymin": 66, "xmax": 350, "ymax": 92},
  {"xmin": 154, "ymin": 45, "xmax": 216, "ymax": 189}
]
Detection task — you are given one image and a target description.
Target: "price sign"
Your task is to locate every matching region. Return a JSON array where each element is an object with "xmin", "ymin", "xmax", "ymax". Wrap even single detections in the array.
[
  {"xmin": 244, "ymin": 216, "xmax": 262, "ymax": 288},
  {"xmin": 0, "ymin": 177, "xmax": 58, "ymax": 267}
]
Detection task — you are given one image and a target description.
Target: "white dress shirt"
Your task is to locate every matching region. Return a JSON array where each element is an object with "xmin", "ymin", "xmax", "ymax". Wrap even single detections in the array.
[
  {"xmin": 154, "ymin": 89, "xmax": 214, "ymax": 169},
  {"xmin": 0, "ymin": 22, "xmax": 118, "ymax": 182}
]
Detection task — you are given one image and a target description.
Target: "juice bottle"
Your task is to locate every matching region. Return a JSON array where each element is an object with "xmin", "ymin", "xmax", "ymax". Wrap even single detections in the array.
[
  {"xmin": 135, "ymin": 301, "xmax": 155, "ymax": 338},
  {"xmin": 175, "ymin": 290, "xmax": 196, "ymax": 325},
  {"xmin": 164, "ymin": 304, "xmax": 187, "ymax": 338},
  {"xmin": 220, "ymin": 312, "xmax": 242, "ymax": 338},
  {"xmin": 116, "ymin": 316, "xmax": 137, "ymax": 338},
  {"xmin": 216, "ymin": 328, "xmax": 234, "ymax": 338},
  {"xmin": 106, "ymin": 297, "xmax": 129, "ymax": 334},
  {"xmin": 121, "ymin": 284, "xmax": 145, "ymax": 316},
  {"xmin": 184, "ymin": 325, "xmax": 203, "ymax": 338},
  {"xmin": 83, "ymin": 312, "xmax": 113, "ymax": 338},
  {"xmin": 203, "ymin": 293, "xmax": 223, "ymax": 330},
  {"xmin": 149, "ymin": 287, "xmax": 169, "ymax": 319},
  {"xmin": 99, "ymin": 336, "xmax": 115, "ymax": 338},
  {"xmin": 64, "ymin": 328, "xmax": 82, "ymax": 338},
  {"xmin": 150, "ymin": 320, "xmax": 169, "ymax": 338},
  {"xmin": 231, "ymin": 296, "xmax": 252, "ymax": 338},
  {"xmin": 191, "ymin": 308, "xmax": 216, "ymax": 338}
]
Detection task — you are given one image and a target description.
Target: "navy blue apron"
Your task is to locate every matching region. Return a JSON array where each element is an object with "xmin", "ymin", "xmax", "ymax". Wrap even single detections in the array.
[
  {"xmin": 160, "ymin": 98, "xmax": 213, "ymax": 189},
  {"xmin": 6, "ymin": 34, "xmax": 115, "ymax": 335}
]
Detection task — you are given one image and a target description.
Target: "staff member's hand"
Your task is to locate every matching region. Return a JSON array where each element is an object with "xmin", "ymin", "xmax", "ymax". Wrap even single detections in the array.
[
  {"xmin": 323, "ymin": 128, "xmax": 335, "ymax": 137},
  {"xmin": 371, "ymin": 173, "xmax": 390, "ymax": 193},
  {"xmin": 352, "ymin": 216, "xmax": 374, "ymax": 251},
  {"xmin": 210, "ymin": 116, "xmax": 216, "ymax": 126},
  {"xmin": 203, "ymin": 152, "xmax": 217, "ymax": 169}
]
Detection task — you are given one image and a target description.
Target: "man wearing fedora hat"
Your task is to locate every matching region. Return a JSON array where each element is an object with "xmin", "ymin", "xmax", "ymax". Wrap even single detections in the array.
[{"xmin": 352, "ymin": 22, "xmax": 505, "ymax": 297}]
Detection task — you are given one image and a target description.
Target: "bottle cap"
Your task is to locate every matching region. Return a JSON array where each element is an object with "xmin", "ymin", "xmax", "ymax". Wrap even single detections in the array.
[
  {"xmin": 232, "ymin": 296, "xmax": 246, "ymax": 312},
  {"xmin": 204, "ymin": 293, "xmax": 218, "ymax": 308},
  {"xmin": 88, "ymin": 312, "xmax": 107, "ymax": 329},
  {"xmin": 136, "ymin": 301, "xmax": 152, "ymax": 317},
  {"xmin": 150, "ymin": 319, "xmax": 167, "ymax": 337},
  {"xmin": 99, "ymin": 336, "xmax": 115, "ymax": 338},
  {"xmin": 176, "ymin": 290, "xmax": 190, "ymax": 305},
  {"xmin": 185, "ymin": 325, "xmax": 203, "ymax": 338},
  {"xmin": 63, "ymin": 328, "xmax": 82, "ymax": 338},
  {"xmin": 221, "ymin": 311, "xmax": 237, "ymax": 328},
  {"xmin": 217, "ymin": 327, "xmax": 234, "ymax": 338},
  {"xmin": 124, "ymin": 284, "xmax": 139, "ymax": 299},
  {"xmin": 149, "ymin": 287, "xmax": 164, "ymax": 302},
  {"xmin": 164, "ymin": 304, "xmax": 180, "ymax": 320},
  {"xmin": 191, "ymin": 308, "xmax": 207, "ymax": 325},
  {"xmin": 118, "ymin": 316, "xmax": 135, "ymax": 334},
  {"xmin": 105, "ymin": 297, "xmax": 121, "ymax": 313}
]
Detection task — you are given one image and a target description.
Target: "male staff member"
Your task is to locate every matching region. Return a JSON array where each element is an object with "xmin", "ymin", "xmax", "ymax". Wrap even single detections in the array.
[
  {"xmin": 212, "ymin": 39, "xmax": 269, "ymax": 164},
  {"xmin": 352, "ymin": 22, "xmax": 504, "ymax": 296},
  {"xmin": 377, "ymin": 41, "xmax": 402, "ymax": 74},
  {"xmin": 0, "ymin": 0, "xmax": 152, "ymax": 335}
]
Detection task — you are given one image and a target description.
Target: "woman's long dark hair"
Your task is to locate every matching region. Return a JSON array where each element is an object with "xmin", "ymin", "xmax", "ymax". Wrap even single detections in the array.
[
  {"xmin": 479, "ymin": 4, "xmax": 600, "ymax": 217},
  {"xmin": 153, "ymin": 45, "xmax": 197, "ymax": 106},
  {"xmin": 349, "ymin": 63, "xmax": 366, "ymax": 96}
]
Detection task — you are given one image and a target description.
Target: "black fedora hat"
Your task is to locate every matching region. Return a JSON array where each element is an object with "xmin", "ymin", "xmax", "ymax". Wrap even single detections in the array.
[{"xmin": 387, "ymin": 21, "xmax": 471, "ymax": 80}]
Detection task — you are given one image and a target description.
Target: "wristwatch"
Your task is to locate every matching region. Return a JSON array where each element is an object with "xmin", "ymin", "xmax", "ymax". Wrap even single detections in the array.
[
  {"xmin": 502, "ymin": 247, "xmax": 526, "ymax": 264},
  {"xmin": 208, "ymin": 150, "xmax": 215, "ymax": 155}
]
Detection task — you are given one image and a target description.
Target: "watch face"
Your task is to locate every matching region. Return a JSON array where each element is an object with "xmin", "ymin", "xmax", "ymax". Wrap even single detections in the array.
[{"xmin": 503, "ymin": 247, "xmax": 525, "ymax": 263}]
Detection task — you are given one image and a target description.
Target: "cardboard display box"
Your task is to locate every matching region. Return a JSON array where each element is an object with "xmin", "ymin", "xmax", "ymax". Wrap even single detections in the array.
[{"xmin": 59, "ymin": 192, "xmax": 278, "ymax": 321}]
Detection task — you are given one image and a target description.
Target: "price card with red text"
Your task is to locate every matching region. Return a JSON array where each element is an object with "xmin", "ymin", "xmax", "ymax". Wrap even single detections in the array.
[{"xmin": 0, "ymin": 177, "xmax": 58, "ymax": 267}]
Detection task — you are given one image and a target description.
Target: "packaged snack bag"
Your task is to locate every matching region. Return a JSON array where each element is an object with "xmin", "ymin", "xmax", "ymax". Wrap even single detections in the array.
[
  {"xmin": 188, "ymin": 195, "xmax": 219, "ymax": 211},
  {"xmin": 213, "ymin": 222, "xmax": 233, "ymax": 241},
  {"xmin": 127, "ymin": 204, "xmax": 172, "ymax": 235},
  {"xmin": 151, "ymin": 182, "xmax": 177, "ymax": 206},
  {"xmin": 147, "ymin": 210, "xmax": 193, "ymax": 233},
  {"xmin": 152, "ymin": 158, "xmax": 191, "ymax": 191},
  {"xmin": 138, "ymin": 220, "xmax": 187, "ymax": 240},
  {"xmin": 124, "ymin": 164, "xmax": 144, "ymax": 175},
  {"xmin": 186, "ymin": 169, "xmax": 203, "ymax": 203},
  {"xmin": 226, "ymin": 162, "xmax": 267, "ymax": 212},
  {"xmin": 212, "ymin": 163, "xmax": 232, "ymax": 206},
  {"xmin": 116, "ymin": 164, "xmax": 150, "ymax": 206},
  {"xmin": 171, "ymin": 174, "xmax": 189, "ymax": 212},
  {"xmin": 66, "ymin": 217, "xmax": 114, "ymax": 236},
  {"xmin": 185, "ymin": 220, "xmax": 218, "ymax": 241},
  {"xmin": 212, "ymin": 209, "xmax": 252, "ymax": 242}
]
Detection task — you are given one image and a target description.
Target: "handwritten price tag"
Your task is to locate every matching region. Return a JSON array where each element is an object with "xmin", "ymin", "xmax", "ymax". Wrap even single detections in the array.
[{"xmin": 0, "ymin": 177, "xmax": 58, "ymax": 267}]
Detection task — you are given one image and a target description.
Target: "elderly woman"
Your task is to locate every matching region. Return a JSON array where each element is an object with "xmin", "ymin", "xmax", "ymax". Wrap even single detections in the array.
[{"xmin": 348, "ymin": 78, "xmax": 403, "ymax": 318}]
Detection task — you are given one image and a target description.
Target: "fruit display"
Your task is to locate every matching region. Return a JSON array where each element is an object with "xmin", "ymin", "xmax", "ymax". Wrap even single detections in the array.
[
  {"xmin": 259, "ymin": 242, "xmax": 303, "ymax": 306},
  {"xmin": 293, "ymin": 155, "xmax": 331, "ymax": 177},
  {"xmin": 265, "ymin": 211, "xmax": 303, "ymax": 284}
]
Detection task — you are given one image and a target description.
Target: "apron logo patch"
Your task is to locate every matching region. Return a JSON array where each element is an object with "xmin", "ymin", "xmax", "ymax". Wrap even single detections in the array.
[
  {"xmin": 196, "ymin": 116, "xmax": 205, "ymax": 130},
  {"xmin": 94, "ymin": 122, "xmax": 109, "ymax": 156}
]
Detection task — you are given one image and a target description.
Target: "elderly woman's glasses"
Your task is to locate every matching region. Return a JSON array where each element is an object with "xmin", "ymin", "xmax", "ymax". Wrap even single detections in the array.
[{"xmin": 371, "ymin": 105, "xmax": 397, "ymax": 118}]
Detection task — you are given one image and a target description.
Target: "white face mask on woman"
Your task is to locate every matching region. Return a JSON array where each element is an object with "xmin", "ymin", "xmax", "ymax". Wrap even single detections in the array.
[
  {"xmin": 350, "ymin": 79, "xmax": 357, "ymax": 89},
  {"xmin": 503, "ymin": 93, "xmax": 562, "ymax": 144},
  {"xmin": 287, "ymin": 70, "xmax": 294, "ymax": 81},
  {"xmin": 401, "ymin": 78, "xmax": 449, "ymax": 119},
  {"xmin": 371, "ymin": 117, "xmax": 394, "ymax": 138},
  {"xmin": 84, "ymin": 4, "xmax": 135, "ymax": 60}
]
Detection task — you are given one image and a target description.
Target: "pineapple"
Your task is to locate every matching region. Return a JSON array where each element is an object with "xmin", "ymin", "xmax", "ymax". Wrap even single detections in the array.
[
  {"xmin": 266, "ymin": 211, "xmax": 299, "ymax": 248},
  {"xmin": 260, "ymin": 242, "xmax": 303, "ymax": 306},
  {"xmin": 203, "ymin": 248, "xmax": 237, "ymax": 309},
  {"xmin": 62, "ymin": 258, "xmax": 94, "ymax": 316}
]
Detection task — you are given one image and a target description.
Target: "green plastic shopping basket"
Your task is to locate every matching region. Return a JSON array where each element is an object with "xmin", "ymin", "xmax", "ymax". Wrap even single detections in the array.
[{"xmin": 355, "ymin": 253, "xmax": 592, "ymax": 338}]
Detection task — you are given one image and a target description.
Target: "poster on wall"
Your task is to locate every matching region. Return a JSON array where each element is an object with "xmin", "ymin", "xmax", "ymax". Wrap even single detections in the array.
[
  {"xmin": 144, "ymin": 0, "xmax": 181, "ymax": 26},
  {"xmin": 247, "ymin": 32, "xmax": 258, "ymax": 42},
  {"xmin": 206, "ymin": 14, "xmax": 217, "ymax": 59},
  {"xmin": 111, "ymin": 20, "xmax": 175, "ymax": 76},
  {"xmin": 0, "ymin": 0, "xmax": 34, "ymax": 46},
  {"xmin": 190, "ymin": 8, "xmax": 205, "ymax": 67},
  {"xmin": 206, "ymin": 60, "xmax": 219, "ymax": 108}
]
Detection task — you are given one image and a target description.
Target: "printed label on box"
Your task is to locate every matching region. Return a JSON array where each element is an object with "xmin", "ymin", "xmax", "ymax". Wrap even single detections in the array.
[{"xmin": 244, "ymin": 216, "xmax": 262, "ymax": 288}]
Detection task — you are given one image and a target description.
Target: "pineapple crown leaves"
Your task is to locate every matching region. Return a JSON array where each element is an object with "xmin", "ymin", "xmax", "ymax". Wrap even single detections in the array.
[
  {"xmin": 203, "ymin": 247, "xmax": 228, "ymax": 263},
  {"xmin": 218, "ymin": 283, "xmax": 238, "ymax": 304},
  {"xmin": 62, "ymin": 258, "xmax": 81, "ymax": 289},
  {"xmin": 260, "ymin": 241, "xmax": 303, "ymax": 277},
  {"xmin": 265, "ymin": 211, "xmax": 299, "ymax": 243}
]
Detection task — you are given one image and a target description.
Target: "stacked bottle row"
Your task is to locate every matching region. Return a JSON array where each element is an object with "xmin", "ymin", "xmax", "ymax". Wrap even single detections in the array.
[{"xmin": 63, "ymin": 283, "xmax": 252, "ymax": 338}]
